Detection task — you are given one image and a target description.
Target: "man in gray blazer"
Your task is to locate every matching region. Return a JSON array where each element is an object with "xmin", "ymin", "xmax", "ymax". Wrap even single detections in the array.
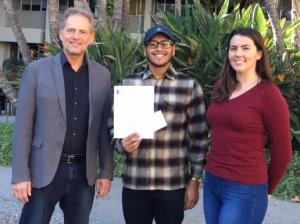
[{"xmin": 11, "ymin": 8, "xmax": 113, "ymax": 224}]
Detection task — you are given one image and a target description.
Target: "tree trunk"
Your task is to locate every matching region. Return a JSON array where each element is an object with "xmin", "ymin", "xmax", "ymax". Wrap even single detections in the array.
[
  {"xmin": 262, "ymin": 0, "xmax": 289, "ymax": 70},
  {"xmin": 0, "ymin": 71, "xmax": 18, "ymax": 107},
  {"xmin": 121, "ymin": 0, "xmax": 129, "ymax": 30},
  {"xmin": 74, "ymin": 0, "xmax": 92, "ymax": 13},
  {"xmin": 292, "ymin": 0, "xmax": 300, "ymax": 49},
  {"xmin": 175, "ymin": 0, "xmax": 182, "ymax": 16},
  {"xmin": 48, "ymin": 0, "xmax": 60, "ymax": 45},
  {"xmin": 274, "ymin": 0, "xmax": 280, "ymax": 10},
  {"xmin": 97, "ymin": 0, "xmax": 107, "ymax": 29},
  {"xmin": 2, "ymin": 0, "xmax": 31, "ymax": 66},
  {"xmin": 112, "ymin": 0, "xmax": 123, "ymax": 31}
]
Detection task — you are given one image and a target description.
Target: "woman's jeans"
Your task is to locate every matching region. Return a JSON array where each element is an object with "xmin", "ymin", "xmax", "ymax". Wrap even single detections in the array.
[{"xmin": 203, "ymin": 172, "xmax": 268, "ymax": 224}]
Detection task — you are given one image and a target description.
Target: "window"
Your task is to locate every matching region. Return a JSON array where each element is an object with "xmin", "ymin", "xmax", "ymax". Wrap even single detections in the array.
[
  {"xmin": 21, "ymin": 0, "xmax": 31, "ymax": 11},
  {"xmin": 41, "ymin": 0, "xmax": 47, "ymax": 11},
  {"xmin": 15, "ymin": 0, "xmax": 47, "ymax": 11},
  {"xmin": 129, "ymin": 0, "xmax": 145, "ymax": 16},
  {"xmin": 32, "ymin": 0, "xmax": 41, "ymax": 11},
  {"xmin": 0, "ymin": 90, "xmax": 6, "ymax": 114},
  {"xmin": 9, "ymin": 43, "xmax": 42, "ymax": 60},
  {"xmin": 9, "ymin": 43, "xmax": 21, "ymax": 60},
  {"xmin": 59, "ymin": 0, "xmax": 67, "ymax": 11},
  {"xmin": 155, "ymin": 0, "xmax": 184, "ymax": 14},
  {"xmin": 59, "ymin": 0, "xmax": 74, "ymax": 11}
]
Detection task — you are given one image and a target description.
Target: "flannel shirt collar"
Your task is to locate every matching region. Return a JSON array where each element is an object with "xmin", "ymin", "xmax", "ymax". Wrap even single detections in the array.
[{"xmin": 142, "ymin": 65, "xmax": 178, "ymax": 80}]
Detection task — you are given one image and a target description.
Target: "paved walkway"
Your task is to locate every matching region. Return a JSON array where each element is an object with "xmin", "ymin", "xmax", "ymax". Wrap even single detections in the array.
[{"xmin": 0, "ymin": 166, "xmax": 299, "ymax": 224}]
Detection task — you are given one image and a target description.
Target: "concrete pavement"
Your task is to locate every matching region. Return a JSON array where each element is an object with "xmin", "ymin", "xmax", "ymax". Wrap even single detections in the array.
[{"xmin": 1, "ymin": 166, "xmax": 299, "ymax": 224}]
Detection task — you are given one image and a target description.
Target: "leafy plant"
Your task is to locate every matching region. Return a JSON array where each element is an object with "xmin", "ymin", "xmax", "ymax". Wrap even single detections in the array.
[
  {"xmin": 274, "ymin": 151, "xmax": 300, "ymax": 199},
  {"xmin": 88, "ymin": 26, "xmax": 146, "ymax": 84},
  {"xmin": 113, "ymin": 153, "xmax": 125, "ymax": 177},
  {"xmin": 0, "ymin": 122, "xmax": 126, "ymax": 176},
  {"xmin": 4, "ymin": 1, "xmax": 300, "ymax": 193},
  {"xmin": 0, "ymin": 122, "xmax": 13, "ymax": 166},
  {"xmin": 2, "ymin": 58, "xmax": 24, "ymax": 82},
  {"xmin": 155, "ymin": 0, "xmax": 229, "ymax": 103},
  {"xmin": 155, "ymin": 0, "xmax": 300, "ymax": 199},
  {"xmin": 156, "ymin": 0, "xmax": 300, "ymax": 149}
]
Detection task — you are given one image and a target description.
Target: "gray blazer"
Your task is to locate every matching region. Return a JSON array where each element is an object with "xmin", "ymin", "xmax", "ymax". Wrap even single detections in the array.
[{"xmin": 12, "ymin": 53, "xmax": 113, "ymax": 188}]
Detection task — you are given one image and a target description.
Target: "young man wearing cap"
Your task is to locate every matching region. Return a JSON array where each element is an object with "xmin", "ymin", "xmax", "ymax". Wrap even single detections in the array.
[{"xmin": 109, "ymin": 25, "xmax": 208, "ymax": 224}]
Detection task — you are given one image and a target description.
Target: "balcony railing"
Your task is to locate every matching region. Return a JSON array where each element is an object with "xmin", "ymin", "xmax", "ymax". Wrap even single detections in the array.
[{"xmin": 5, "ymin": 11, "xmax": 46, "ymax": 29}]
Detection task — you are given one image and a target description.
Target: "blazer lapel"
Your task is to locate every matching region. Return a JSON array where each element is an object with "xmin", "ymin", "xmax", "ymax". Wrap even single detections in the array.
[
  {"xmin": 52, "ymin": 54, "xmax": 66, "ymax": 121},
  {"xmin": 88, "ymin": 60, "xmax": 95, "ymax": 126}
]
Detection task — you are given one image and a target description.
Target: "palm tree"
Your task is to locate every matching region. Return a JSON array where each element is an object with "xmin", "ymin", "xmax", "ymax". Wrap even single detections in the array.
[
  {"xmin": 263, "ymin": 0, "xmax": 289, "ymax": 70},
  {"xmin": 2, "ymin": 0, "xmax": 31, "ymax": 66},
  {"xmin": 97, "ymin": 0, "xmax": 107, "ymax": 29},
  {"xmin": 48, "ymin": 0, "xmax": 60, "ymax": 45},
  {"xmin": 121, "ymin": 0, "xmax": 129, "ymax": 29},
  {"xmin": 74, "ymin": 0, "xmax": 92, "ymax": 13},
  {"xmin": 1, "ymin": 0, "xmax": 30, "ymax": 106},
  {"xmin": 112, "ymin": 0, "xmax": 123, "ymax": 31},
  {"xmin": 292, "ymin": 0, "xmax": 300, "ymax": 48},
  {"xmin": 175, "ymin": 0, "xmax": 182, "ymax": 16}
]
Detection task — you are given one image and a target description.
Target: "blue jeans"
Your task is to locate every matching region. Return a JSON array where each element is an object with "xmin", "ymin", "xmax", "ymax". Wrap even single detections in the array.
[
  {"xmin": 203, "ymin": 172, "xmax": 268, "ymax": 224},
  {"xmin": 19, "ymin": 162, "xmax": 95, "ymax": 224}
]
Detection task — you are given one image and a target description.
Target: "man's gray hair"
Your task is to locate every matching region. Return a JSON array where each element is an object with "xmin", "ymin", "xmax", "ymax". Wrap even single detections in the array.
[{"xmin": 60, "ymin": 7, "xmax": 96, "ymax": 33}]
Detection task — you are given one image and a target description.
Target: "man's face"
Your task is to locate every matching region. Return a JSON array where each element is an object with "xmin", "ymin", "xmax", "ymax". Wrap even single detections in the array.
[
  {"xmin": 144, "ymin": 34, "xmax": 175, "ymax": 68},
  {"xmin": 59, "ymin": 14, "xmax": 94, "ymax": 58}
]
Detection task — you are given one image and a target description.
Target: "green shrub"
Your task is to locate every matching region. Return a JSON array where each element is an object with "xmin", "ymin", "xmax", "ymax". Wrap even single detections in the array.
[
  {"xmin": 157, "ymin": 0, "xmax": 300, "ymax": 199},
  {"xmin": 274, "ymin": 151, "xmax": 300, "ymax": 199},
  {"xmin": 0, "ymin": 122, "xmax": 126, "ymax": 176},
  {"xmin": 89, "ymin": 26, "xmax": 146, "ymax": 85},
  {"xmin": 3, "ymin": 0, "xmax": 300, "ymax": 197},
  {"xmin": 113, "ymin": 153, "xmax": 125, "ymax": 177},
  {"xmin": 0, "ymin": 122, "xmax": 13, "ymax": 166},
  {"xmin": 156, "ymin": 0, "xmax": 300, "ymax": 144}
]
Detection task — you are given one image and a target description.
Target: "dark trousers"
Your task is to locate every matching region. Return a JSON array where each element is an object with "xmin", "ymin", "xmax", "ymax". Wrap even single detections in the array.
[
  {"xmin": 122, "ymin": 187, "xmax": 185, "ymax": 224},
  {"xmin": 19, "ymin": 162, "xmax": 95, "ymax": 224}
]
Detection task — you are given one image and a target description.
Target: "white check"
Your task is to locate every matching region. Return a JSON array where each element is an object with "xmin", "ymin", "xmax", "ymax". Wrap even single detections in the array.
[{"xmin": 113, "ymin": 86, "xmax": 167, "ymax": 139}]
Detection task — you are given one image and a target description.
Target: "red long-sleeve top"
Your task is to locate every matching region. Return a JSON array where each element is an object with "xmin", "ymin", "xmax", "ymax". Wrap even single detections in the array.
[{"xmin": 206, "ymin": 81, "xmax": 292, "ymax": 194}]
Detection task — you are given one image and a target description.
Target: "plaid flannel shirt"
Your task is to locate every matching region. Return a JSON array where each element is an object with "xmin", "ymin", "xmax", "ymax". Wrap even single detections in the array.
[{"xmin": 109, "ymin": 66, "xmax": 208, "ymax": 190}]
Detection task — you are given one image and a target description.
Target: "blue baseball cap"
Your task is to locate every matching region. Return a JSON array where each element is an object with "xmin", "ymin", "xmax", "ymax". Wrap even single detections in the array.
[{"xmin": 144, "ymin": 25, "xmax": 176, "ymax": 45}]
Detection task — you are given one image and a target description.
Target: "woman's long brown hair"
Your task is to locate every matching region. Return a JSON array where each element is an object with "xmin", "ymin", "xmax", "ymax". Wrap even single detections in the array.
[{"xmin": 212, "ymin": 27, "xmax": 273, "ymax": 103}]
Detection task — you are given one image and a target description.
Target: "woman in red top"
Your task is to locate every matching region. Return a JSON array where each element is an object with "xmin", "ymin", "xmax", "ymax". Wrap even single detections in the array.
[{"xmin": 204, "ymin": 28, "xmax": 292, "ymax": 224}]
